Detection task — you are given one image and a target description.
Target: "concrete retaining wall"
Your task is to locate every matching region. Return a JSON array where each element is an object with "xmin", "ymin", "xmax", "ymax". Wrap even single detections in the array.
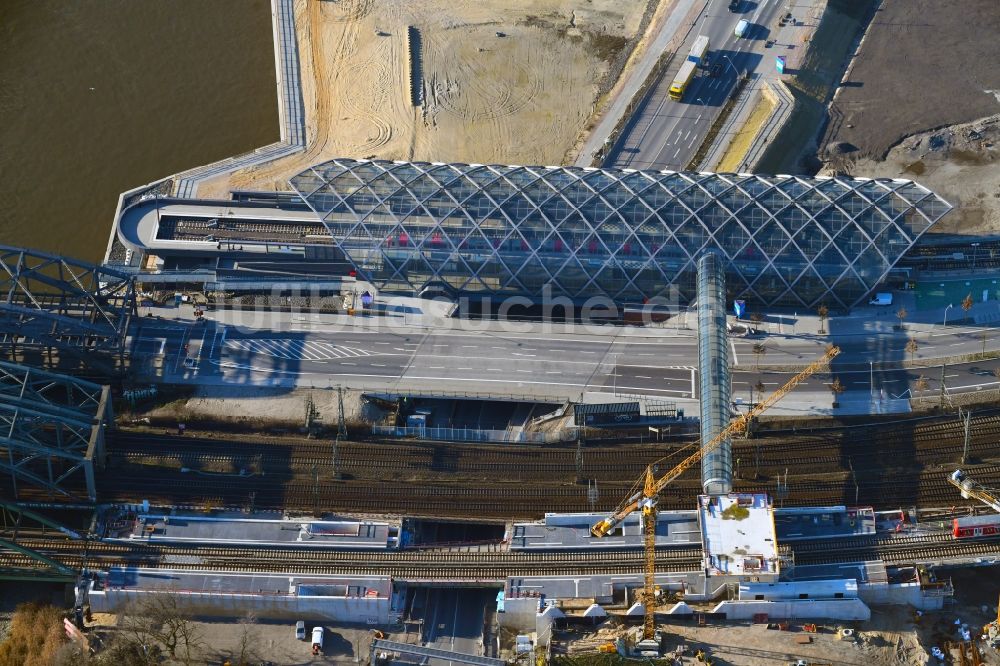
[
  {"xmin": 712, "ymin": 598, "xmax": 871, "ymax": 621},
  {"xmin": 858, "ymin": 582, "xmax": 946, "ymax": 611},
  {"xmin": 498, "ymin": 597, "xmax": 539, "ymax": 632},
  {"xmin": 89, "ymin": 584, "xmax": 391, "ymax": 623}
]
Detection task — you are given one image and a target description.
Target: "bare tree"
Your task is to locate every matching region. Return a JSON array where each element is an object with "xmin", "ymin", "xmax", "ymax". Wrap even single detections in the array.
[
  {"xmin": 118, "ymin": 595, "xmax": 203, "ymax": 665},
  {"xmin": 905, "ymin": 338, "xmax": 918, "ymax": 364},
  {"xmin": 896, "ymin": 306, "xmax": 908, "ymax": 331},
  {"xmin": 914, "ymin": 376, "xmax": 929, "ymax": 397},
  {"xmin": 749, "ymin": 312, "xmax": 764, "ymax": 332},
  {"xmin": 962, "ymin": 293, "xmax": 974, "ymax": 316},
  {"xmin": 232, "ymin": 611, "xmax": 260, "ymax": 666},
  {"xmin": 816, "ymin": 304, "xmax": 829, "ymax": 335},
  {"xmin": 828, "ymin": 377, "xmax": 845, "ymax": 407},
  {"xmin": 752, "ymin": 342, "xmax": 767, "ymax": 370}
]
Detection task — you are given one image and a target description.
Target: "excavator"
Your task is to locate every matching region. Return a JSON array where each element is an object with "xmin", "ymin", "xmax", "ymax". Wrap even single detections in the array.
[{"xmin": 590, "ymin": 345, "xmax": 840, "ymax": 647}]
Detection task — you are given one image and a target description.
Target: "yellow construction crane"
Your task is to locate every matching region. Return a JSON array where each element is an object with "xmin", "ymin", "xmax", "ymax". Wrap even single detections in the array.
[
  {"xmin": 948, "ymin": 469, "xmax": 1000, "ymax": 513},
  {"xmin": 590, "ymin": 345, "xmax": 840, "ymax": 642}
]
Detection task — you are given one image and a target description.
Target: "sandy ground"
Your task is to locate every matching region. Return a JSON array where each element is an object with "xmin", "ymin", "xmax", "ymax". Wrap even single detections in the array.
[
  {"xmin": 827, "ymin": 113, "xmax": 1000, "ymax": 236},
  {"xmin": 823, "ymin": 0, "xmax": 1000, "ymax": 160},
  {"xmin": 140, "ymin": 385, "xmax": 385, "ymax": 432},
  {"xmin": 198, "ymin": 0, "xmax": 647, "ymax": 197},
  {"xmin": 559, "ymin": 595, "xmax": 1000, "ymax": 665}
]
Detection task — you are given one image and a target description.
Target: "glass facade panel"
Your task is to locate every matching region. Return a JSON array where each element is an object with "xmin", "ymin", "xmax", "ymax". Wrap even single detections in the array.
[{"xmin": 291, "ymin": 160, "xmax": 952, "ymax": 307}]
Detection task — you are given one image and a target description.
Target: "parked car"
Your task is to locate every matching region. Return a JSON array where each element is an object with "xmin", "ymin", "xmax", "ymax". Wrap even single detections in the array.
[
  {"xmin": 710, "ymin": 63, "xmax": 723, "ymax": 78},
  {"xmin": 312, "ymin": 626, "xmax": 325, "ymax": 655},
  {"xmin": 295, "ymin": 621, "xmax": 306, "ymax": 641}
]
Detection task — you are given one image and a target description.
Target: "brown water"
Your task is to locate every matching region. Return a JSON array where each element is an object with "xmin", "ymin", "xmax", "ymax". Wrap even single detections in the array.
[{"xmin": 0, "ymin": 0, "xmax": 279, "ymax": 263}]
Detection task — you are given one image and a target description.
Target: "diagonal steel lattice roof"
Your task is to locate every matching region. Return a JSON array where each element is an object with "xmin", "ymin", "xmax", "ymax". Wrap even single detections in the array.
[{"xmin": 290, "ymin": 160, "xmax": 951, "ymax": 308}]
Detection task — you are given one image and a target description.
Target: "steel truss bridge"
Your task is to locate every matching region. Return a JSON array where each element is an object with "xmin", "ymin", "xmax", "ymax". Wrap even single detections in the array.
[
  {"xmin": 0, "ymin": 246, "xmax": 136, "ymax": 375},
  {"xmin": 0, "ymin": 360, "xmax": 112, "ymax": 502}
]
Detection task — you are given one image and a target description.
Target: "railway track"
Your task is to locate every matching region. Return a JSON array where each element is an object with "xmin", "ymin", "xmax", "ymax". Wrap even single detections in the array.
[
  {"xmin": 41, "ymin": 409, "xmax": 990, "ymax": 520},
  {"xmin": 89, "ymin": 457, "xmax": 1000, "ymax": 520},
  {"xmin": 110, "ymin": 409, "xmax": 1000, "ymax": 478},
  {"xmin": 789, "ymin": 532, "xmax": 1000, "ymax": 567},
  {"xmin": 4, "ymin": 539, "xmax": 703, "ymax": 578}
]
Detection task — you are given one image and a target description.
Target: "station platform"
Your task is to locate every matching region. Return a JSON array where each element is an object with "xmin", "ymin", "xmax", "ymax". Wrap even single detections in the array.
[
  {"xmin": 773, "ymin": 506, "xmax": 876, "ymax": 541},
  {"xmin": 90, "ymin": 568, "xmax": 392, "ymax": 622},
  {"xmin": 508, "ymin": 511, "xmax": 700, "ymax": 550},
  {"xmin": 107, "ymin": 512, "xmax": 392, "ymax": 549}
]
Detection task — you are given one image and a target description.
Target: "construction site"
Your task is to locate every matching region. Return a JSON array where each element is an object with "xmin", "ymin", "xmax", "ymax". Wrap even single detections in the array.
[{"xmin": 5, "ymin": 0, "xmax": 1000, "ymax": 665}]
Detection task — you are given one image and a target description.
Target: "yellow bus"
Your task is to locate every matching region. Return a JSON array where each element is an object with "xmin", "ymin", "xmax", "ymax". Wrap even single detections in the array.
[{"xmin": 669, "ymin": 61, "xmax": 697, "ymax": 101}]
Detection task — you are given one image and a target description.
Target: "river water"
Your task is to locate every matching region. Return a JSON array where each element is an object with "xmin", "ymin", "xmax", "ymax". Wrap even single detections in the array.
[{"xmin": 0, "ymin": 0, "xmax": 278, "ymax": 263}]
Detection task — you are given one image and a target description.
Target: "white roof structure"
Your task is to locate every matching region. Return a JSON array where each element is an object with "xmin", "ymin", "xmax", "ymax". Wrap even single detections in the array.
[{"xmin": 698, "ymin": 493, "xmax": 778, "ymax": 577}]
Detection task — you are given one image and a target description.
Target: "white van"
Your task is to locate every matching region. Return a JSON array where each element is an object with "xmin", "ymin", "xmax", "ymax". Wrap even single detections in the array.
[
  {"xmin": 312, "ymin": 626, "xmax": 325, "ymax": 654},
  {"xmin": 734, "ymin": 19, "xmax": 750, "ymax": 38}
]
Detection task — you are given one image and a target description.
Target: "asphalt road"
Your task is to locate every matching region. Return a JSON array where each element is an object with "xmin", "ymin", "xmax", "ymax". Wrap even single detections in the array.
[
  {"xmin": 607, "ymin": 0, "xmax": 782, "ymax": 170},
  {"xmin": 421, "ymin": 588, "xmax": 493, "ymax": 660},
  {"xmin": 132, "ymin": 314, "xmax": 1000, "ymax": 404}
]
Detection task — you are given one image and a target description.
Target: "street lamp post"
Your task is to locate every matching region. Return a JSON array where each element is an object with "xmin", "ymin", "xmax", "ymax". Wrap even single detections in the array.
[
  {"xmin": 944, "ymin": 303, "xmax": 953, "ymax": 327},
  {"xmin": 696, "ymin": 97, "xmax": 707, "ymax": 108},
  {"xmin": 613, "ymin": 353, "xmax": 619, "ymax": 396},
  {"xmin": 972, "ymin": 243, "xmax": 980, "ymax": 270},
  {"xmin": 722, "ymin": 55, "xmax": 739, "ymax": 77},
  {"xmin": 869, "ymin": 360, "xmax": 874, "ymax": 403}
]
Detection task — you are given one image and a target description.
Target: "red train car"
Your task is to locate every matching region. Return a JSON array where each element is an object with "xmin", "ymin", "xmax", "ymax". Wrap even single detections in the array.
[{"xmin": 953, "ymin": 514, "xmax": 1000, "ymax": 539}]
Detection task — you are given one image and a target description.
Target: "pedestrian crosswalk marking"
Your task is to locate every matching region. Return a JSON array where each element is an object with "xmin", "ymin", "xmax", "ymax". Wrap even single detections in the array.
[{"xmin": 226, "ymin": 339, "xmax": 374, "ymax": 360}]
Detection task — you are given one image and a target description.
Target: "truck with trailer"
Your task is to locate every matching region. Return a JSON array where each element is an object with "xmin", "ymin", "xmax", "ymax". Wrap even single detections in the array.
[
  {"xmin": 668, "ymin": 60, "xmax": 698, "ymax": 101},
  {"xmin": 688, "ymin": 35, "xmax": 710, "ymax": 66}
]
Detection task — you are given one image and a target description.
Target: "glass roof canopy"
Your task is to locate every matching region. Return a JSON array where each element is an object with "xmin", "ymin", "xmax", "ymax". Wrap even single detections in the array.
[{"xmin": 290, "ymin": 159, "xmax": 951, "ymax": 309}]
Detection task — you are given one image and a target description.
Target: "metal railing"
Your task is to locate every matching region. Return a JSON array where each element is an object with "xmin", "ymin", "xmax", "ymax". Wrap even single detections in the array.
[
  {"xmin": 372, "ymin": 425, "xmax": 569, "ymax": 444},
  {"xmin": 366, "ymin": 390, "xmax": 570, "ymax": 404}
]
